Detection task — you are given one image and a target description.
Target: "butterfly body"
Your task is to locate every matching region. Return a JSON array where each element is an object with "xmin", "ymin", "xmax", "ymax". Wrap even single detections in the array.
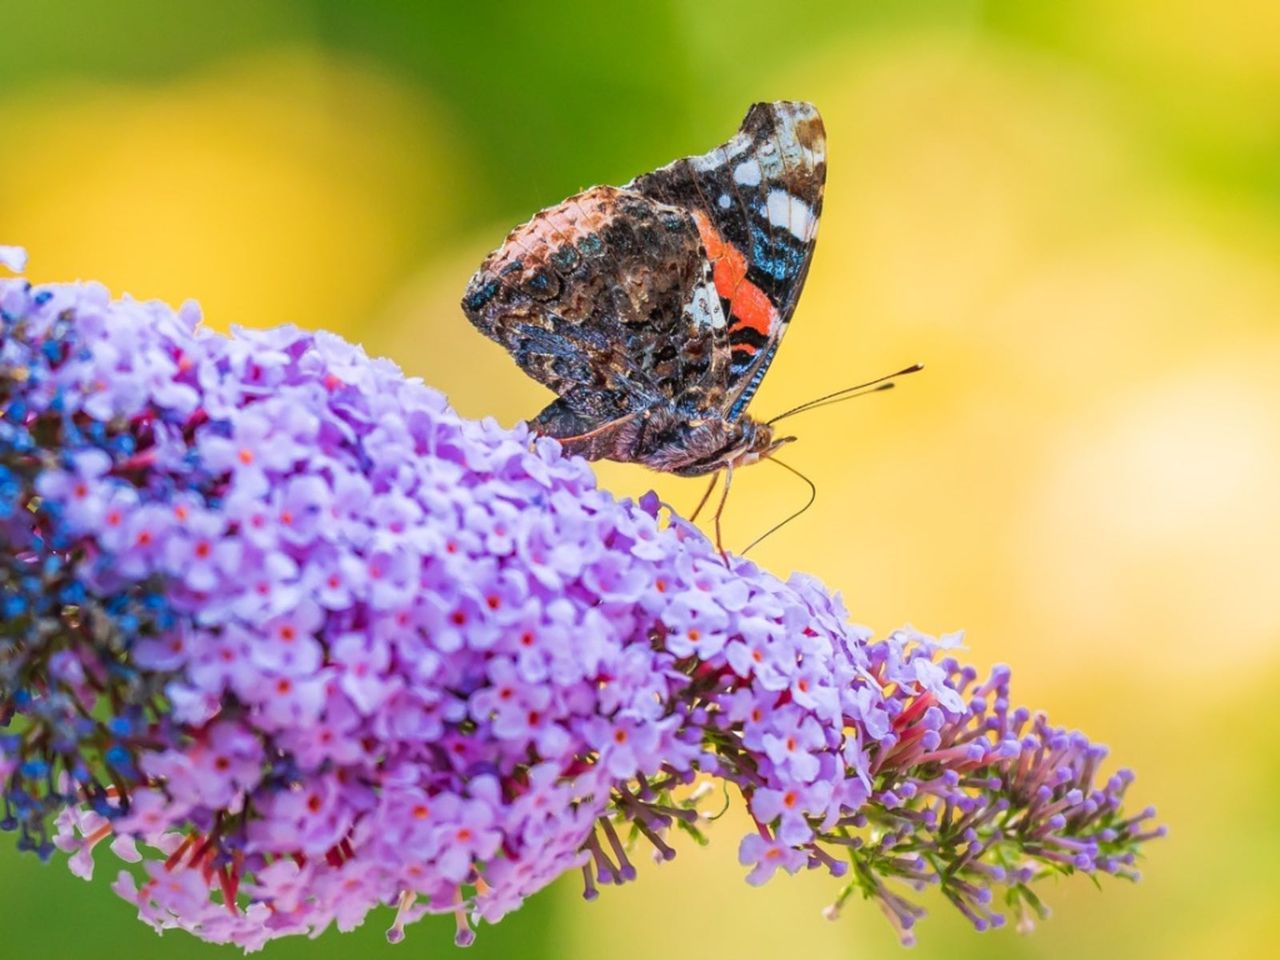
[
  {"xmin": 535, "ymin": 402, "xmax": 786, "ymax": 478},
  {"xmin": 463, "ymin": 101, "xmax": 825, "ymax": 477}
]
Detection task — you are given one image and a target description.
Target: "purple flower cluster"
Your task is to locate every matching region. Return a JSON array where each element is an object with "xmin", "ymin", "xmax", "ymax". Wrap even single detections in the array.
[{"xmin": 0, "ymin": 250, "xmax": 1161, "ymax": 949}]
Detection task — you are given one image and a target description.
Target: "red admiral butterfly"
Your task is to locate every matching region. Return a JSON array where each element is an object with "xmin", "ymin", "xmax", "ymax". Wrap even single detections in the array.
[{"xmin": 463, "ymin": 101, "xmax": 916, "ymax": 543}]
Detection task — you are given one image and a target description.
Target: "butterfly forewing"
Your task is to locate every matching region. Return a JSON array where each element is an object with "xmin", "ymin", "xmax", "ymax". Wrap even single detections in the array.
[{"xmin": 625, "ymin": 101, "xmax": 826, "ymax": 418}]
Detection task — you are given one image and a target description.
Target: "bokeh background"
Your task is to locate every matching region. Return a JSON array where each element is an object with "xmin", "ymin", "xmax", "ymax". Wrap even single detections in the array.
[{"xmin": 2, "ymin": 1, "xmax": 1277, "ymax": 958}]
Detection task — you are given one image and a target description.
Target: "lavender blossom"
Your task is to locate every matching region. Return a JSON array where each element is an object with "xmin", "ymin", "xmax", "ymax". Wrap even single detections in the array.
[{"xmin": 0, "ymin": 249, "xmax": 1162, "ymax": 949}]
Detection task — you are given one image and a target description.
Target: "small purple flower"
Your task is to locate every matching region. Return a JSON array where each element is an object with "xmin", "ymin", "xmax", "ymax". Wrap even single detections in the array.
[
  {"xmin": 760, "ymin": 706, "xmax": 827, "ymax": 783},
  {"xmin": 163, "ymin": 506, "xmax": 237, "ymax": 592},
  {"xmin": 198, "ymin": 404, "xmax": 305, "ymax": 486},
  {"xmin": 433, "ymin": 792, "xmax": 504, "ymax": 884},
  {"xmin": 35, "ymin": 449, "xmax": 113, "ymax": 531},
  {"xmin": 739, "ymin": 832, "xmax": 808, "ymax": 885},
  {"xmin": 585, "ymin": 713, "xmax": 664, "ymax": 781},
  {"xmin": 251, "ymin": 600, "xmax": 325, "ymax": 676},
  {"xmin": 330, "ymin": 630, "xmax": 398, "ymax": 713}
]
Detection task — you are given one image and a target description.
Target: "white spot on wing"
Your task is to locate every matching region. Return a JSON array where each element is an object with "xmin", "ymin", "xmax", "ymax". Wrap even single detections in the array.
[
  {"xmin": 764, "ymin": 189, "xmax": 816, "ymax": 240},
  {"xmin": 733, "ymin": 159, "xmax": 762, "ymax": 186}
]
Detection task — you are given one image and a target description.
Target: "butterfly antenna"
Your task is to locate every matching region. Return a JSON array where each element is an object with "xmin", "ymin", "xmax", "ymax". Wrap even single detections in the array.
[
  {"xmin": 741, "ymin": 457, "xmax": 816, "ymax": 555},
  {"xmin": 767, "ymin": 363, "xmax": 923, "ymax": 425}
]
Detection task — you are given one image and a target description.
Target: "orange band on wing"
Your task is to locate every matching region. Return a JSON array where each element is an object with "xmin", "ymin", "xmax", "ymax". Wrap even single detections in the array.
[
  {"xmin": 728, "ymin": 284, "xmax": 774, "ymax": 339},
  {"xmin": 692, "ymin": 211, "xmax": 777, "ymax": 341}
]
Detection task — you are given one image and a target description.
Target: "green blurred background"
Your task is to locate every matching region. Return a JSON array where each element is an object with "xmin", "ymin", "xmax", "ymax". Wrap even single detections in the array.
[{"xmin": 3, "ymin": 1, "xmax": 1277, "ymax": 957}]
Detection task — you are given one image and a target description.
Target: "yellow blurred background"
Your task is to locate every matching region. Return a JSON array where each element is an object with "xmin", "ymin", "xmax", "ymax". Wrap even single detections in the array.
[{"xmin": 2, "ymin": 2, "xmax": 1277, "ymax": 958}]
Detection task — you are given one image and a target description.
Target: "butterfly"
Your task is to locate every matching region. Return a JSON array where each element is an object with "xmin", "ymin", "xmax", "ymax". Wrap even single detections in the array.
[{"xmin": 463, "ymin": 102, "xmax": 915, "ymax": 545}]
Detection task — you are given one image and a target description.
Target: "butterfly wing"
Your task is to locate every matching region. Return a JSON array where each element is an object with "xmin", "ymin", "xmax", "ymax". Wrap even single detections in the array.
[
  {"xmin": 462, "ymin": 101, "xmax": 825, "ymax": 462},
  {"xmin": 461, "ymin": 184, "xmax": 730, "ymax": 454},
  {"xmin": 625, "ymin": 100, "xmax": 826, "ymax": 420}
]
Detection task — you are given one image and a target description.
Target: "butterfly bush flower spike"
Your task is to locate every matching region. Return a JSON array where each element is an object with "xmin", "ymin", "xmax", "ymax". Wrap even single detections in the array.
[{"xmin": 0, "ymin": 250, "xmax": 1162, "ymax": 950}]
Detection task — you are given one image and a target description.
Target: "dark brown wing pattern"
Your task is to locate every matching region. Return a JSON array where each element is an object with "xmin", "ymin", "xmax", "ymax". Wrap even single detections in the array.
[{"xmin": 461, "ymin": 185, "xmax": 730, "ymax": 438}]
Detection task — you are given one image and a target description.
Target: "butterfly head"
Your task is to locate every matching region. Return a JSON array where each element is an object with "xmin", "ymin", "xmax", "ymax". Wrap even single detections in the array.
[{"xmin": 731, "ymin": 418, "xmax": 795, "ymax": 469}]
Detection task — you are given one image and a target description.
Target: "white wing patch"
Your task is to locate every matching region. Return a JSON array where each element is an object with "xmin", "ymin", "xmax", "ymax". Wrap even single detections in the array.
[
  {"xmin": 689, "ymin": 132, "xmax": 752, "ymax": 174},
  {"xmin": 773, "ymin": 102, "xmax": 815, "ymax": 168},
  {"xmin": 764, "ymin": 189, "xmax": 816, "ymax": 240}
]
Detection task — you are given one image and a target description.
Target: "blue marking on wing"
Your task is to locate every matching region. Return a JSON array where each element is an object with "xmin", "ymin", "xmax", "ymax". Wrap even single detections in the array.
[
  {"xmin": 463, "ymin": 278, "xmax": 500, "ymax": 312},
  {"xmin": 749, "ymin": 228, "xmax": 805, "ymax": 282},
  {"xmin": 727, "ymin": 343, "xmax": 778, "ymax": 420}
]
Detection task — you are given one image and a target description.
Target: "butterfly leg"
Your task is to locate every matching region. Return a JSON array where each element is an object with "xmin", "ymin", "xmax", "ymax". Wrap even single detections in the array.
[
  {"xmin": 689, "ymin": 472, "xmax": 720, "ymax": 525},
  {"xmin": 713, "ymin": 464, "xmax": 734, "ymax": 563}
]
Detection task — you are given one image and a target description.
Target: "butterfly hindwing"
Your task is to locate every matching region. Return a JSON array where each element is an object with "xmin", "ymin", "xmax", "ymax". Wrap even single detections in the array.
[{"xmin": 462, "ymin": 184, "xmax": 730, "ymax": 446}]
